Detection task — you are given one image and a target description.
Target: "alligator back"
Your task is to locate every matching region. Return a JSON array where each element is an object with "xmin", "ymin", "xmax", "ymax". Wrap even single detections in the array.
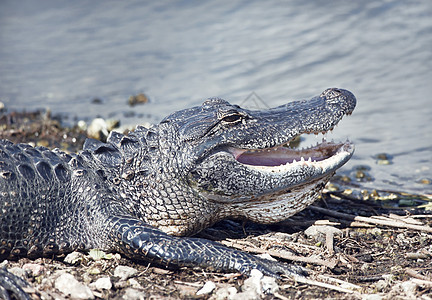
[{"xmin": 0, "ymin": 140, "xmax": 112, "ymax": 259}]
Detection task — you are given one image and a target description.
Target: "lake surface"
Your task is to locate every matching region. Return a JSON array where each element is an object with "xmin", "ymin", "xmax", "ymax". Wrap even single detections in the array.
[{"xmin": 1, "ymin": 0, "xmax": 431, "ymax": 195}]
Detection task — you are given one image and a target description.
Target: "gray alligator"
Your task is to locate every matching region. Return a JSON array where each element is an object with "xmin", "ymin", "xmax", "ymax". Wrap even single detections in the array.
[{"xmin": 0, "ymin": 88, "xmax": 355, "ymax": 298}]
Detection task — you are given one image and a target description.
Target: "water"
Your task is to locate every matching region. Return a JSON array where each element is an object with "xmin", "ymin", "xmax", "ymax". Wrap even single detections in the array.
[{"xmin": 0, "ymin": 0, "xmax": 431, "ymax": 195}]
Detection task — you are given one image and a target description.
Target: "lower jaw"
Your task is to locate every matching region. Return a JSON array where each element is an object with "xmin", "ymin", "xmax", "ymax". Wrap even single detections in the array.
[{"xmin": 219, "ymin": 175, "xmax": 331, "ymax": 224}]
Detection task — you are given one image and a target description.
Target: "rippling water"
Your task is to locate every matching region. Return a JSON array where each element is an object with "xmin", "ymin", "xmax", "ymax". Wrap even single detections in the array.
[{"xmin": 0, "ymin": 0, "xmax": 431, "ymax": 194}]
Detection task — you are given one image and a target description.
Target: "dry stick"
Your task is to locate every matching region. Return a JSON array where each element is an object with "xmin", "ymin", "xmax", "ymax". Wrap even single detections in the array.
[
  {"xmin": 274, "ymin": 292, "xmax": 291, "ymax": 300},
  {"xmin": 316, "ymin": 274, "xmax": 362, "ymax": 290},
  {"xmin": 309, "ymin": 206, "xmax": 432, "ymax": 233},
  {"xmin": 406, "ymin": 268, "xmax": 432, "ymax": 281},
  {"xmin": 388, "ymin": 213, "xmax": 424, "ymax": 225},
  {"xmin": 220, "ymin": 240, "xmax": 338, "ymax": 269},
  {"xmin": 280, "ymin": 219, "xmax": 340, "ymax": 227},
  {"xmin": 325, "ymin": 231, "xmax": 335, "ymax": 255},
  {"xmin": 411, "ymin": 278, "xmax": 432, "ymax": 288},
  {"xmin": 283, "ymin": 275, "xmax": 359, "ymax": 294}
]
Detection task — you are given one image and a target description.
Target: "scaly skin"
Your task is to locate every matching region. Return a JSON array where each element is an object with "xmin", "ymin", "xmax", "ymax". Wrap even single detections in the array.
[{"xmin": 0, "ymin": 88, "xmax": 355, "ymax": 297}]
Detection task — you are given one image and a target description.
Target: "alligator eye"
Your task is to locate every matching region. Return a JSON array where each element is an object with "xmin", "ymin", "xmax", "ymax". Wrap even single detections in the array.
[{"xmin": 222, "ymin": 114, "xmax": 242, "ymax": 123}]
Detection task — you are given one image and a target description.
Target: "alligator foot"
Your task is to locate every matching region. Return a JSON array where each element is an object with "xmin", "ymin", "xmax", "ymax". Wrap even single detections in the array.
[{"xmin": 113, "ymin": 217, "xmax": 307, "ymax": 278}]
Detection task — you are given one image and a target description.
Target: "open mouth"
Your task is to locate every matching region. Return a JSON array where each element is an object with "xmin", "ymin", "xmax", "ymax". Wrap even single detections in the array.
[{"xmin": 227, "ymin": 139, "xmax": 353, "ymax": 170}]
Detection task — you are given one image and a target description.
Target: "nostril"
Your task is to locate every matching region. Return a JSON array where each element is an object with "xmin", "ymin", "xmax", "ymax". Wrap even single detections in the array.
[
  {"xmin": 321, "ymin": 88, "xmax": 342, "ymax": 99},
  {"xmin": 322, "ymin": 88, "xmax": 357, "ymax": 113}
]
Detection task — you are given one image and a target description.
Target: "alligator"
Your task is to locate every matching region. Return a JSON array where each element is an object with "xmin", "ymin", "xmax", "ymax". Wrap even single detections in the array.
[{"xmin": 0, "ymin": 88, "xmax": 355, "ymax": 298}]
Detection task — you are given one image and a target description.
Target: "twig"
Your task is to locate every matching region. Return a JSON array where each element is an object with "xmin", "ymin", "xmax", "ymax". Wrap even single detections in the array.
[
  {"xmin": 410, "ymin": 215, "xmax": 432, "ymax": 219},
  {"xmin": 220, "ymin": 240, "xmax": 338, "ymax": 269},
  {"xmin": 406, "ymin": 268, "xmax": 432, "ymax": 281},
  {"xmin": 309, "ymin": 206, "xmax": 432, "ymax": 233},
  {"xmin": 325, "ymin": 231, "xmax": 335, "ymax": 255},
  {"xmin": 316, "ymin": 274, "xmax": 362, "ymax": 290},
  {"xmin": 274, "ymin": 292, "xmax": 291, "ymax": 300},
  {"xmin": 173, "ymin": 280, "xmax": 201, "ymax": 287},
  {"xmin": 411, "ymin": 278, "xmax": 432, "ymax": 288},
  {"xmin": 283, "ymin": 275, "xmax": 360, "ymax": 294},
  {"xmin": 347, "ymin": 221, "xmax": 374, "ymax": 227},
  {"xmin": 280, "ymin": 219, "xmax": 340, "ymax": 227},
  {"xmin": 388, "ymin": 213, "xmax": 424, "ymax": 225}
]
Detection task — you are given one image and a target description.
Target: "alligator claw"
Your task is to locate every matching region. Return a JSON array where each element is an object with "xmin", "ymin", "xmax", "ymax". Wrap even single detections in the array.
[{"xmin": 235, "ymin": 254, "xmax": 307, "ymax": 279}]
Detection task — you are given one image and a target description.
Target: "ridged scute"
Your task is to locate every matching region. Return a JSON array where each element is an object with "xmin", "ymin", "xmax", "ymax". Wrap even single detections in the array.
[
  {"xmin": 35, "ymin": 161, "xmax": 53, "ymax": 181},
  {"xmin": 17, "ymin": 164, "xmax": 35, "ymax": 180},
  {"xmin": 107, "ymin": 131, "xmax": 141, "ymax": 159},
  {"xmin": 83, "ymin": 138, "xmax": 122, "ymax": 168},
  {"xmin": 0, "ymin": 140, "xmax": 73, "ymax": 185}
]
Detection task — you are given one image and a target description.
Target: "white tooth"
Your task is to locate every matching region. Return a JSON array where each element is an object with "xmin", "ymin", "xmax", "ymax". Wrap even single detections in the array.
[
  {"xmin": 300, "ymin": 157, "xmax": 305, "ymax": 162},
  {"xmin": 293, "ymin": 159, "xmax": 297, "ymax": 163},
  {"xmin": 308, "ymin": 157, "xmax": 312, "ymax": 162}
]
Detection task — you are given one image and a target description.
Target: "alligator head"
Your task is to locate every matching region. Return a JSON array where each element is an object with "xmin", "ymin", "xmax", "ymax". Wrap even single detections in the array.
[{"xmin": 148, "ymin": 88, "xmax": 356, "ymax": 234}]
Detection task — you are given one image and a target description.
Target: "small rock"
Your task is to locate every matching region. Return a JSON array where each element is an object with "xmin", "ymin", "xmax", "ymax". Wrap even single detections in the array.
[
  {"xmin": 106, "ymin": 119, "xmax": 120, "ymax": 131},
  {"xmin": 113, "ymin": 279, "xmax": 128, "ymax": 289},
  {"xmin": 272, "ymin": 232, "xmax": 294, "ymax": 241},
  {"xmin": 374, "ymin": 279, "xmax": 388, "ymax": 292},
  {"xmin": 364, "ymin": 294, "xmax": 383, "ymax": 300},
  {"xmin": 401, "ymin": 280, "xmax": 417, "ymax": 294},
  {"xmin": 261, "ymin": 276, "xmax": 278, "ymax": 295},
  {"xmin": 417, "ymin": 178, "xmax": 431, "ymax": 185},
  {"xmin": 122, "ymin": 288, "xmax": 145, "ymax": 300},
  {"xmin": 114, "ymin": 265, "xmax": 138, "ymax": 280},
  {"xmin": 128, "ymin": 278, "xmax": 142, "ymax": 289},
  {"xmin": 232, "ymin": 269, "xmax": 280, "ymax": 298},
  {"xmin": 64, "ymin": 251, "xmax": 85, "ymax": 265},
  {"xmin": 91, "ymin": 98, "xmax": 103, "ymax": 104},
  {"xmin": 87, "ymin": 118, "xmax": 109, "ymax": 140},
  {"xmin": 0, "ymin": 260, "xmax": 8, "ymax": 268},
  {"xmin": 196, "ymin": 281, "xmax": 216, "ymax": 295},
  {"xmin": 22, "ymin": 263, "xmax": 46, "ymax": 276},
  {"xmin": 374, "ymin": 153, "xmax": 393, "ymax": 165},
  {"xmin": 233, "ymin": 289, "xmax": 258, "ymax": 300},
  {"xmin": 304, "ymin": 225, "xmax": 342, "ymax": 241},
  {"xmin": 237, "ymin": 269, "xmax": 263, "ymax": 299},
  {"xmin": 91, "ymin": 277, "xmax": 112, "ymax": 291},
  {"xmin": 152, "ymin": 267, "xmax": 172, "ymax": 275},
  {"xmin": 82, "ymin": 272, "xmax": 93, "ymax": 285},
  {"xmin": 128, "ymin": 93, "xmax": 149, "ymax": 106},
  {"xmin": 214, "ymin": 285, "xmax": 238, "ymax": 300},
  {"xmin": 8, "ymin": 267, "xmax": 26, "ymax": 279},
  {"xmin": 177, "ymin": 284, "xmax": 197, "ymax": 298},
  {"xmin": 55, "ymin": 273, "xmax": 94, "ymax": 299},
  {"xmin": 87, "ymin": 267, "xmax": 101, "ymax": 275},
  {"xmin": 77, "ymin": 120, "xmax": 88, "ymax": 131},
  {"xmin": 89, "ymin": 249, "xmax": 107, "ymax": 260},
  {"xmin": 36, "ymin": 140, "xmax": 49, "ymax": 147}
]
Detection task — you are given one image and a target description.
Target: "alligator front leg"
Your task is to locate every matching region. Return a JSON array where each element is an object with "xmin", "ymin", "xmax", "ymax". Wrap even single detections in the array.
[{"xmin": 109, "ymin": 217, "xmax": 305, "ymax": 277}]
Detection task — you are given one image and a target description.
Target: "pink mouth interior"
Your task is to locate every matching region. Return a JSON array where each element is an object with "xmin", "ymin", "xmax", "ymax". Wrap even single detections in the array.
[{"xmin": 229, "ymin": 143, "xmax": 340, "ymax": 167}]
